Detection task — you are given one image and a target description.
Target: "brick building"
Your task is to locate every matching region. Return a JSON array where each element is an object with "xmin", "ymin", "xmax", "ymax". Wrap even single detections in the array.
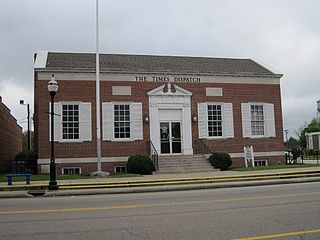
[
  {"xmin": 34, "ymin": 51, "xmax": 285, "ymax": 175},
  {"xmin": 0, "ymin": 96, "xmax": 22, "ymax": 173}
]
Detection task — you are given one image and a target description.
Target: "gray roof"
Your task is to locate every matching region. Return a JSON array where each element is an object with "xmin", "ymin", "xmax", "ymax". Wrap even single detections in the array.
[{"xmin": 44, "ymin": 52, "xmax": 281, "ymax": 77}]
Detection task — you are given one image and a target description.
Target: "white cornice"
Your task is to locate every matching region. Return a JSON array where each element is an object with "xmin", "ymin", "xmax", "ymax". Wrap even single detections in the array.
[{"xmin": 36, "ymin": 72, "xmax": 281, "ymax": 85}]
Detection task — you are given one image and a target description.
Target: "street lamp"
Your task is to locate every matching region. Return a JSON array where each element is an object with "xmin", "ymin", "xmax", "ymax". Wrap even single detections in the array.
[
  {"xmin": 284, "ymin": 129, "xmax": 289, "ymax": 163},
  {"xmin": 48, "ymin": 74, "xmax": 58, "ymax": 190},
  {"xmin": 19, "ymin": 100, "xmax": 31, "ymax": 151}
]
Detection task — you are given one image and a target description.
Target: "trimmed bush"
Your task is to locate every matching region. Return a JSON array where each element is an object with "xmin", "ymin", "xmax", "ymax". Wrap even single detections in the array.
[
  {"xmin": 209, "ymin": 152, "xmax": 232, "ymax": 171},
  {"xmin": 127, "ymin": 155, "xmax": 155, "ymax": 175}
]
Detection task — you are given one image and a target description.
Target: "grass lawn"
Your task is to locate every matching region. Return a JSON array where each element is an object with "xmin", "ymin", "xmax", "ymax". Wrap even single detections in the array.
[
  {"xmin": 232, "ymin": 163, "xmax": 320, "ymax": 171},
  {"xmin": 108, "ymin": 173, "xmax": 142, "ymax": 178},
  {"xmin": 0, "ymin": 173, "xmax": 142, "ymax": 183},
  {"xmin": 304, "ymin": 156, "xmax": 320, "ymax": 160},
  {"xmin": 0, "ymin": 174, "xmax": 91, "ymax": 183}
]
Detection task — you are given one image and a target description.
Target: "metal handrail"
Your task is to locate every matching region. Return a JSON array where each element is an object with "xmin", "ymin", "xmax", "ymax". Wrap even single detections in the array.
[
  {"xmin": 195, "ymin": 139, "xmax": 214, "ymax": 155},
  {"xmin": 148, "ymin": 140, "xmax": 159, "ymax": 170}
]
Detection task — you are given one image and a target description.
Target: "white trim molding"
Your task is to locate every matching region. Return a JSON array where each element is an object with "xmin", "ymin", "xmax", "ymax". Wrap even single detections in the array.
[
  {"xmin": 34, "ymin": 51, "xmax": 48, "ymax": 69},
  {"xmin": 38, "ymin": 156, "xmax": 129, "ymax": 165},
  {"xmin": 229, "ymin": 151, "xmax": 285, "ymax": 158},
  {"xmin": 37, "ymin": 72, "xmax": 281, "ymax": 85}
]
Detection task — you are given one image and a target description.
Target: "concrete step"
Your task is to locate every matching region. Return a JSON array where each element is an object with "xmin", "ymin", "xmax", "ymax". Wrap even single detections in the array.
[
  {"xmin": 159, "ymin": 163, "xmax": 209, "ymax": 167},
  {"xmin": 157, "ymin": 168, "xmax": 217, "ymax": 174},
  {"xmin": 157, "ymin": 154, "xmax": 215, "ymax": 174}
]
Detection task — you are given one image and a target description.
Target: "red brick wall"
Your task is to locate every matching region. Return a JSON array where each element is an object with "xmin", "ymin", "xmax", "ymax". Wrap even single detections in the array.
[
  {"xmin": 0, "ymin": 96, "xmax": 22, "ymax": 173},
  {"xmin": 231, "ymin": 156, "xmax": 285, "ymax": 168},
  {"xmin": 34, "ymin": 76, "xmax": 285, "ymax": 171}
]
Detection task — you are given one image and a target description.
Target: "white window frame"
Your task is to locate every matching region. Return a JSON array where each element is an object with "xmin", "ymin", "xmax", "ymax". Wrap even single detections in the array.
[
  {"xmin": 62, "ymin": 167, "xmax": 81, "ymax": 175},
  {"xmin": 254, "ymin": 160, "xmax": 268, "ymax": 167},
  {"xmin": 114, "ymin": 165, "xmax": 127, "ymax": 174},
  {"xmin": 207, "ymin": 103, "xmax": 224, "ymax": 139},
  {"xmin": 61, "ymin": 103, "xmax": 80, "ymax": 141},
  {"xmin": 113, "ymin": 103, "xmax": 131, "ymax": 140},
  {"xmin": 250, "ymin": 104, "xmax": 265, "ymax": 138}
]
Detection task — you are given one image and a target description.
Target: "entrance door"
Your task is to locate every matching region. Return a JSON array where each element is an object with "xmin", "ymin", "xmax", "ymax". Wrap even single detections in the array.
[{"xmin": 160, "ymin": 122, "xmax": 181, "ymax": 154}]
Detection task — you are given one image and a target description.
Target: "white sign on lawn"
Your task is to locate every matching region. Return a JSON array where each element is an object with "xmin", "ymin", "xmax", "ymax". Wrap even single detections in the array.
[{"xmin": 244, "ymin": 146, "xmax": 255, "ymax": 168}]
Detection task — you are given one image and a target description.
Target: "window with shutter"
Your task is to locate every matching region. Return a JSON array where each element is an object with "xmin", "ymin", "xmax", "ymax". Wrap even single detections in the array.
[
  {"xmin": 102, "ymin": 102, "xmax": 143, "ymax": 141},
  {"xmin": 242, "ymin": 102, "xmax": 276, "ymax": 138},
  {"xmin": 198, "ymin": 102, "xmax": 234, "ymax": 139},
  {"xmin": 49, "ymin": 102, "xmax": 92, "ymax": 142}
]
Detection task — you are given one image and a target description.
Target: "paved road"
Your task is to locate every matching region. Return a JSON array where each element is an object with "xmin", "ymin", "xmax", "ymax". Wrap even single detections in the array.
[{"xmin": 1, "ymin": 182, "xmax": 320, "ymax": 240}]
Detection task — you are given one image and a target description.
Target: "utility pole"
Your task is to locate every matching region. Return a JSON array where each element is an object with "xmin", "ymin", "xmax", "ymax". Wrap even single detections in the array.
[{"xmin": 20, "ymin": 100, "xmax": 31, "ymax": 151}]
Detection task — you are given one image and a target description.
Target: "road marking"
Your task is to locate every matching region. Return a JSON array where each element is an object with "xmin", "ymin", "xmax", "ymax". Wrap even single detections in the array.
[
  {"xmin": 234, "ymin": 229, "xmax": 320, "ymax": 239},
  {"xmin": 0, "ymin": 191, "xmax": 320, "ymax": 215}
]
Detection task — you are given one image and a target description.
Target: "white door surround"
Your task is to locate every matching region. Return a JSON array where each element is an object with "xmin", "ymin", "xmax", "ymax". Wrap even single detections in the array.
[{"xmin": 148, "ymin": 83, "xmax": 193, "ymax": 155}]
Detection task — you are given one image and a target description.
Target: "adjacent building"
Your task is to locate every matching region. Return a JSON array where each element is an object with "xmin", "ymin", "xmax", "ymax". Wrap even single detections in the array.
[
  {"xmin": 306, "ymin": 132, "xmax": 320, "ymax": 152},
  {"xmin": 34, "ymin": 51, "xmax": 285, "ymax": 175},
  {"xmin": 0, "ymin": 96, "xmax": 22, "ymax": 173}
]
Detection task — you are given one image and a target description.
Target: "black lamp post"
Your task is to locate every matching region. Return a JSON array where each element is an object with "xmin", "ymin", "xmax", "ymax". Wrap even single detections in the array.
[{"xmin": 48, "ymin": 74, "xmax": 58, "ymax": 190}]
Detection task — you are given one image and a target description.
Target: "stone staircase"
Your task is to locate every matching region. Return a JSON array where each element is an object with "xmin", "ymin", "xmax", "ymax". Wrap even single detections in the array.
[{"xmin": 157, "ymin": 154, "xmax": 216, "ymax": 173}]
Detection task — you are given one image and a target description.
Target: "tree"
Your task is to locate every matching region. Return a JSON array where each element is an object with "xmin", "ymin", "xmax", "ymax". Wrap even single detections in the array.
[
  {"xmin": 287, "ymin": 136, "xmax": 300, "ymax": 150},
  {"xmin": 22, "ymin": 131, "xmax": 34, "ymax": 152},
  {"xmin": 297, "ymin": 118, "xmax": 320, "ymax": 148}
]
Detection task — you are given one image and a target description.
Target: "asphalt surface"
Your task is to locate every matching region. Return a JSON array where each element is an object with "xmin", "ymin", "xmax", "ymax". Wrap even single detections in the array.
[
  {"xmin": 1, "ymin": 167, "xmax": 320, "ymax": 198},
  {"xmin": 1, "ymin": 182, "xmax": 320, "ymax": 240}
]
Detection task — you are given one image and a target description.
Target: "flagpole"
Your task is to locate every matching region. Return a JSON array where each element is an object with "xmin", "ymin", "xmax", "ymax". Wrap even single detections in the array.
[{"xmin": 96, "ymin": 0, "xmax": 102, "ymax": 172}]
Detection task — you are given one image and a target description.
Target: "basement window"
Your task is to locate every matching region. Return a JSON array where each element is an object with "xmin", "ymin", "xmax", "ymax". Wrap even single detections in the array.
[
  {"xmin": 62, "ymin": 167, "xmax": 81, "ymax": 175},
  {"xmin": 254, "ymin": 160, "xmax": 268, "ymax": 167},
  {"xmin": 114, "ymin": 166, "xmax": 127, "ymax": 174}
]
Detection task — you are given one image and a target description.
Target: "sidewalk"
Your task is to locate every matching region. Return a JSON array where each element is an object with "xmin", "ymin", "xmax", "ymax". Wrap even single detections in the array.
[
  {"xmin": 3, "ymin": 166, "xmax": 320, "ymax": 185},
  {"xmin": 1, "ymin": 167, "xmax": 320, "ymax": 198}
]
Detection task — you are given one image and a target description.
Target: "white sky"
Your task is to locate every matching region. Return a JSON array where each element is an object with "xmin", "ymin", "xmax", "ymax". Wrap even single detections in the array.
[{"xmin": 0, "ymin": 0, "xmax": 319, "ymax": 138}]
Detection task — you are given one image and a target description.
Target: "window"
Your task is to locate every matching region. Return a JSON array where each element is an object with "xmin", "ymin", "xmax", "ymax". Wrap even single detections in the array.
[
  {"xmin": 50, "ymin": 102, "xmax": 92, "ymax": 142},
  {"xmin": 207, "ymin": 104, "xmax": 223, "ymax": 137},
  {"xmin": 254, "ymin": 160, "xmax": 267, "ymax": 167},
  {"xmin": 114, "ymin": 104, "xmax": 130, "ymax": 139},
  {"xmin": 241, "ymin": 103, "xmax": 275, "ymax": 138},
  {"xmin": 198, "ymin": 102, "xmax": 234, "ymax": 139},
  {"xmin": 62, "ymin": 167, "xmax": 81, "ymax": 175},
  {"xmin": 114, "ymin": 166, "xmax": 127, "ymax": 174},
  {"xmin": 103, "ymin": 102, "xmax": 143, "ymax": 141},
  {"xmin": 62, "ymin": 104, "xmax": 79, "ymax": 140},
  {"xmin": 251, "ymin": 105, "xmax": 264, "ymax": 136}
]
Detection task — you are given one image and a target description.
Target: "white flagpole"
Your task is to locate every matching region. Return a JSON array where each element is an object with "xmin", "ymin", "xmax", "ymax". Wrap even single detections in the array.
[{"xmin": 96, "ymin": 0, "xmax": 102, "ymax": 172}]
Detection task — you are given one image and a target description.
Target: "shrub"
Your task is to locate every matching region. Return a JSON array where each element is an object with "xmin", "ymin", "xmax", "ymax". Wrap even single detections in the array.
[
  {"xmin": 209, "ymin": 152, "xmax": 232, "ymax": 171},
  {"xmin": 127, "ymin": 155, "xmax": 155, "ymax": 175}
]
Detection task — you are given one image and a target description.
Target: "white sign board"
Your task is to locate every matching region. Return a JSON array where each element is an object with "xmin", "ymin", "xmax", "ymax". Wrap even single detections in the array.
[{"xmin": 244, "ymin": 146, "xmax": 255, "ymax": 168}]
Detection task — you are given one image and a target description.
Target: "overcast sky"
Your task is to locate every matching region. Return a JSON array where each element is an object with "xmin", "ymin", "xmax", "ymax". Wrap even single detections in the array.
[{"xmin": 1, "ymin": 0, "xmax": 319, "ymax": 138}]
